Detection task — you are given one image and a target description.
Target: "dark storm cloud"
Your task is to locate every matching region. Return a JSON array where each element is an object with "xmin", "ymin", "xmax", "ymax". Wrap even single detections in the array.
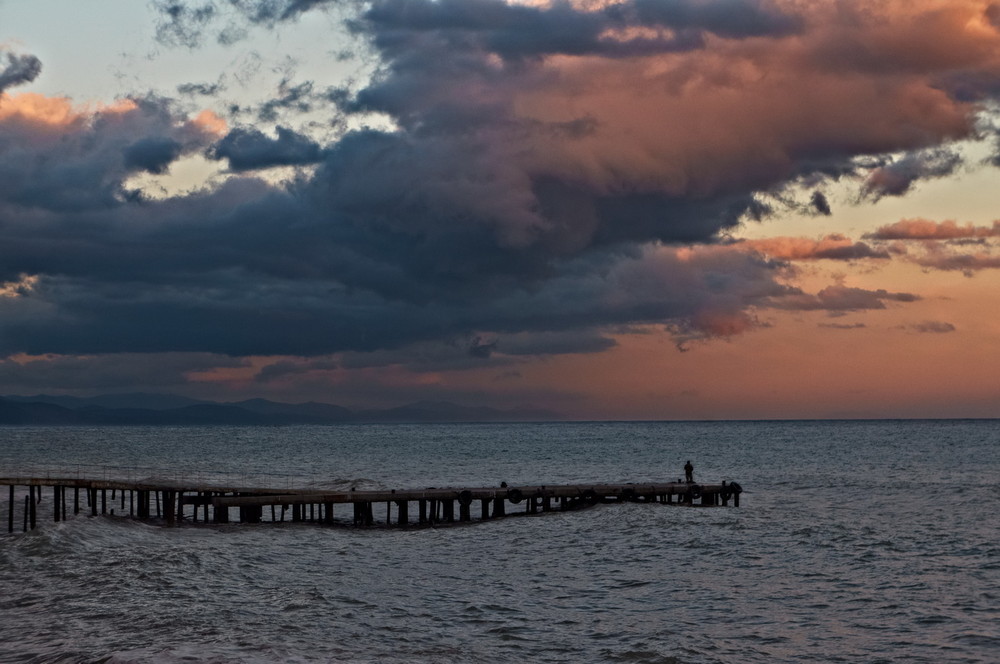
[
  {"xmin": 210, "ymin": 126, "xmax": 322, "ymax": 170},
  {"xmin": 468, "ymin": 336, "xmax": 497, "ymax": 359},
  {"xmin": 155, "ymin": 0, "xmax": 801, "ymax": 54},
  {"xmin": 0, "ymin": 352, "xmax": 245, "ymax": 392},
  {"xmin": 626, "ymin": 0, "xmax": 801, "ymax": 39},
  {"xmin": 123, "ymin": 136, "xmax": 184, "ymax": 174},
  {"xmin": 0, "ymin": 95, "xmax": 219, "ymax": 213},
  {"xmin": 0, "ymin": 50, "xmax": 42, "ymax": 92},
  {"xmin": 5, "ymin": 0, "xmax": 1000, "ymax": 366}
]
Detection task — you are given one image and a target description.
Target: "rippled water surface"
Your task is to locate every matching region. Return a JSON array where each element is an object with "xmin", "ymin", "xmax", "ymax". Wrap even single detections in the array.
[{"xmin": 1, "ymin": 420, "xmax": 998, "ymax": 663}]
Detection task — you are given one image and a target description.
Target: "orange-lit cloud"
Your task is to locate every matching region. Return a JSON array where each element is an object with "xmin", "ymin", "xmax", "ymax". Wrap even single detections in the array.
[
  {"xmin": 3, "ymin": 1, "xmax": 1000, "ymax": 416},
  {"xmin": 741, "ymin": 235, "xmax": 890, "ymax": 261},
  {"xmin": 866, "ymin": 218, "xmax": 1000, "ymax": 240}
]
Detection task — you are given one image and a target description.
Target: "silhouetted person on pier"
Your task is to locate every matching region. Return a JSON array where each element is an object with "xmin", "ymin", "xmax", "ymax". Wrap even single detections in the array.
[{"xmin": 684, "ymin": 460, "xmax": 694, "ymax": 483}]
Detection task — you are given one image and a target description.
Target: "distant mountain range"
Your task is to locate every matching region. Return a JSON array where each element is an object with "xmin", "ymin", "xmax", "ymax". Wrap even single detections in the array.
[{"xmin": 0, "ymin": 393, "xmax": 559, "ymax": 425}]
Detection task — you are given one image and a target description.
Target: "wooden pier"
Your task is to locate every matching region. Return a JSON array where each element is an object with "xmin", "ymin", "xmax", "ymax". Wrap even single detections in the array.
[{"xmin": 1, "ymin": 476, "xmax": 742, "ymax": 532}]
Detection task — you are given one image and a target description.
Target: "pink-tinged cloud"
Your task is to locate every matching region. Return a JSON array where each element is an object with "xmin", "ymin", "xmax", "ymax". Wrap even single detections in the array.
[
  {"xmin": 862, "ymin": 218, "xmax": 1000, "ymax": 274},
  {"xmin": 861, "ymin": 149, "xmax": 962, "ymax": 200},
  {"xmin": 912, "ymin": 247, "xmax": 1000, "ymax": 273},
  {"xmin": 865, "ymin": 218, "xmax": 1000, "ymax": 240},
  {"xmin": 2, "ymin": 0, "xmax": 998, "ymax": 381},
  {"xmin": 741, "ymin": 235, "xmax": 890, "ymax": 260},
  {"xmin": 0, "ymin": 92, "xmax": 224, "ymax": 211}
]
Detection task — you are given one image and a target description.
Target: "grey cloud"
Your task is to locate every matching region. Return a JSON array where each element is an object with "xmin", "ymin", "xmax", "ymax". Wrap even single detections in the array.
[
  {"xmin": 862, "ymin": 149, "xmax": 962, "ymax": 201},
  {"xmin": 155, "ymin": 0, "xmax": 801, "ymax": 56},
  {"xmin": 496, "ymin": 331, "xmax": 617, "ymax": 356},
  {"xmin": 123, "ymin": 137, "xmax": 184, "ymax": 174},
  {"xmin": 627, "ymin": 0, "xmax": 802, "ymax": 39},
  {"xmin": 211, "ymin": 126, "xmax": 322, "ymax": 170},
  {"xmin": 0, "ymin": 0, "xmax": 958, "ymax": 368},
  {"xmin": 0, "ymin": 95, "xmax": 216, "ymax": 212},
  {"xmin": 770, "ymin": 284, "xmax": 919, "ymax": 312},
  {"xmin": 810, "ymin": 191, "xmax": 831, "ymax": 216},
  {"xmin": 812, "ymin": 243, "xmax": 890, "ymax": 260},
  {"xmin": 258, "ymin": 78, "xmax": 315, "ymax": 122},
  {"xmin": 819, "ymin": 322, "xmax": 867, "ymax": 330},
  {"xmin": 177, "ymin": 81, "xmax": 225, "ymax": 96},
  {"xmin": 0, "ymin": 352, "xmax": 245, "ymax": 392},
  {"xmin": 152, "ymin": 1, "xmax": 218, "ymax": 47},
  {"xmin": 0, "ymin": 51, "xmax": 42, "ymax": 92},
  {"xmin": 468, "ymin": 336, "xmax": 497, "ymax": 358},
  {"xmin": 905, "ymin": 320, "xmax": 956, "ymax": 334}
]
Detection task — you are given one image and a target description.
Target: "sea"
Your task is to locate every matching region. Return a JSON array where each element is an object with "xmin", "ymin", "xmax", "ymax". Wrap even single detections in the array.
[{"xmin": 0, "ymin": 420, "xmax": 997, "ymax": 664}]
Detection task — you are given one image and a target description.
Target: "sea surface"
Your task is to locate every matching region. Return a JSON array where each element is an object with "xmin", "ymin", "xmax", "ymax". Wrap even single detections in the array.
[{"xmin": 0, "ymin": 420, "xmax": 997, "ymax": 663}]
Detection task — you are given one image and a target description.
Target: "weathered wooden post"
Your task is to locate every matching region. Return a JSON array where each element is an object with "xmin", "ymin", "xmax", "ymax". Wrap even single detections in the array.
[
  {"xmin": 481, "ymin": 498, "xmax": 490, "ymax": 520},
  {"xmin": 396, "ymin": 500, "xmax": 407, "ymax": 526},
  {"xmin": 418, "ymin": 499, "xmax": 427, "ymax": 524},
  {"xmin": 164, "ymin": 490, "xmax": 176, "ymax": 525},
  {"xmin": 29, "ymin": 487, "xmax": 36, "ymax": 530},
  {"xmin": 23, "ymin": 495, "xmax": 29, "ymax": 532},
  {"xmin": 322, "ymin": 502, "xmax": 332, "ymax": 524},
  {"xmin": 53, "ymin": 486, "xmax": 60, "ymax": 522},
  {"xmin": 101, "ymin": 489, "xmax": 107, "ymax": 515},
  {"xmin": 493, "ymin": 496, "xmax": 505, "ymax": 517},
  {"xmin": 442, "ymin": 499, "xmax": 454, "ymax": 522},
  {"xmin": 215, "ymin": 498, "xmax": 230, "ymax": 524},
  {"xmin": 74, "ymin": 487, "xmax": 80, "ymax": 515}
]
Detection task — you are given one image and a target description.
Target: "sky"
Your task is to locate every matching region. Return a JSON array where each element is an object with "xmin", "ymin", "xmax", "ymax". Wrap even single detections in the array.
[{"xmin": 2, "ymin": 0, "xmax": 1000, "ymax": 420}]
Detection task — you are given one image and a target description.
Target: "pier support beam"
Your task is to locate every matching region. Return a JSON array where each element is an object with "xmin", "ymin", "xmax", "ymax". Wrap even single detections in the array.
[
  {"xmin": 164, "ymin": 490, "xmax": 176, "ymax": 525},
  {"xmin": 29, "ymin": 488, "xmax": 36, "ymax": 530},
  {"xmin": 396, "ymin": 500, "xmax": 408, "ymax": 526}
]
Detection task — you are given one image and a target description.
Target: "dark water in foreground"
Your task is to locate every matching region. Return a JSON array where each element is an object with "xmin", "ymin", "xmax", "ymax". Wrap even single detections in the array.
[{"xmin": 0, "ymin": 420, "xmax": 997, "ymax": 663}]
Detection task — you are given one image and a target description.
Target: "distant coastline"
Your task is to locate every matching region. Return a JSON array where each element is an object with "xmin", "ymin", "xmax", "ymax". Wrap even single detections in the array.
[{"xmin": 0, "ymin": 393, "xmax": 559, "ymax": 425}]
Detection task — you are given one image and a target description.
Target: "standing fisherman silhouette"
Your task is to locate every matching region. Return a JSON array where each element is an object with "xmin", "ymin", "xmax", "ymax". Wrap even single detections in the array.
[{"xmin": 684, "ymin": 460, "xmax": 694, "ymax": 483}]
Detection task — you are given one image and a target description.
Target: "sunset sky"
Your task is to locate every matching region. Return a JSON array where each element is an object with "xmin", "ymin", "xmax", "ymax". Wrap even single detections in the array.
[{"xmin": 2, "ymin": 0, "xmax": 1000, "ymax": 419}]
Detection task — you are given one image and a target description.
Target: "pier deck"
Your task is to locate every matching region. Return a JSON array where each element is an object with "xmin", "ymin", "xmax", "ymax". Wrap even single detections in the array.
[{"xmin": 1, "ymin": 475, "xmax": 742, "ymax": 532}]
